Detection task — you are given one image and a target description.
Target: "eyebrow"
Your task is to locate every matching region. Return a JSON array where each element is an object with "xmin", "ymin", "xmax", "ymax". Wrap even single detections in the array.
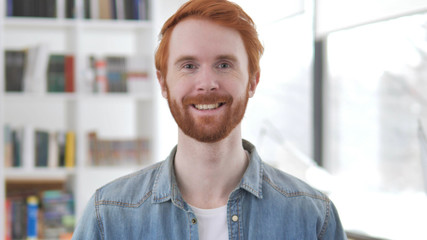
[
  {"xmin": 174, "ymin": 56, "xmax": 197, "ymax": 67},
  {"xmin": 174, "ymin": 54, "xmax": 239, "ymax": 66},
  {"xmin": 216, "ymin": 54, "xmax": 238, "ymax": 63}
]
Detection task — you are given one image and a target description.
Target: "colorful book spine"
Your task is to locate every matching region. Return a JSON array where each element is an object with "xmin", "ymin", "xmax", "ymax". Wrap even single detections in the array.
[
  {"xmin": 65, "ymin": 55, "xmax": 75, "ymax": 92},
  {"xmin": 27, "ymin": 196, "xmax": 39, "ymax": 240},
  {"xmin": 5, "ymin": 198, "xmax": 12, "ymax": 240},
  {"xmin": 65, "ymin": 131, "xmax": 76, "ymax": 168}
]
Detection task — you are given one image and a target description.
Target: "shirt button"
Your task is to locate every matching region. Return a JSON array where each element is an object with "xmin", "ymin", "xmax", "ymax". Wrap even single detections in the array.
[
  {"xmin": 232, "ymin": 215, "xmax": 239, "ymax": 222},
  {"xmin": 191, "ymin": 218, "xmax": 197, "ymax": 224}
]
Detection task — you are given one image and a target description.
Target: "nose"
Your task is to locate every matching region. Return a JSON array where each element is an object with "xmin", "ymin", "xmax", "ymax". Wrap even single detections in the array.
[{"xmin": 196, "ymin": 68, "xmax": 219, "ymax": 92}]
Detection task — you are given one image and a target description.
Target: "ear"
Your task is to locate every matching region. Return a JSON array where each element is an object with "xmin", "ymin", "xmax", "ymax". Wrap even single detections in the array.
[
  {"xmin": 157, "ymin": 70, "xmax": 168, "ymax": 99},
  {"xmin": 248, "ymin": 71, "xmax": 260, "ymax": 98}
]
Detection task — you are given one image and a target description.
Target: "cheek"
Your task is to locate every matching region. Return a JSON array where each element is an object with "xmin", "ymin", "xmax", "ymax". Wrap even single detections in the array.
[{"xmin": 166, "ymin": 80, "xmax": 191, "ymax": 102}]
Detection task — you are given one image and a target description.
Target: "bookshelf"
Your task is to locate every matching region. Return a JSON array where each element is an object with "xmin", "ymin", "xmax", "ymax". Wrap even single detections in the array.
[{"xmin": 0, "ymin": 0, "xmax": 162, "ymax": 239}]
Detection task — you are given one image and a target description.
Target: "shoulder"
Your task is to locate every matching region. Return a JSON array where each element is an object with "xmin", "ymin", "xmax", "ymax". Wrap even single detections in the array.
[
  {"xmin": 261, "ymin": 162, "xmax": 329, "ymax": 202},
  {"xmin": 95, "ymin": 161, "xmax": 165, "ymax": 207}
]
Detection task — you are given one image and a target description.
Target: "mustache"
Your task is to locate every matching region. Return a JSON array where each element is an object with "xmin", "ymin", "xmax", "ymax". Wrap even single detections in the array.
[{"xmin": 182, "ymin": 93, "xmax": 233, "ymax": 105}]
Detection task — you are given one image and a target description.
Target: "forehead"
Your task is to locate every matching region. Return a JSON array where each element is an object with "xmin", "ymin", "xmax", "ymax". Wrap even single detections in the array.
[{"xmin": 168, "ymin": 18, "xmax": 248, "ymax": 63}]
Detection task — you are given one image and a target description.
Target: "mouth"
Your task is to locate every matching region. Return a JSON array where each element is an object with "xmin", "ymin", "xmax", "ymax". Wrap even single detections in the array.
[{"xmin": 193, "ymin": 102, "xmax": 226, "ymax": 110}]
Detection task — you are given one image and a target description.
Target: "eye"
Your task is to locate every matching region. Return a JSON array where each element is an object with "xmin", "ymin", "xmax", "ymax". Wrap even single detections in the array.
[
  {"xmin": 218, "ymin": 62, "xmax": 231, "ymax": 69},
  {"xmin": 183, "ymin": 64, "xmax": 196, "ymax": 69}
]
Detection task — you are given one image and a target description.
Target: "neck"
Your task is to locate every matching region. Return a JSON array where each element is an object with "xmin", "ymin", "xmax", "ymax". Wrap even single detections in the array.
[{"xmin": 174, "ymin": 126, "xmax": 249, "ymax": 209}]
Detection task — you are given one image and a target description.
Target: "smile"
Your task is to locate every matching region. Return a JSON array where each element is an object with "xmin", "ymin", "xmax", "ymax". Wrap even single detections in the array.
[{"xmin": 193, "ymin": 103, "xmax": 225, "ymax": 110}]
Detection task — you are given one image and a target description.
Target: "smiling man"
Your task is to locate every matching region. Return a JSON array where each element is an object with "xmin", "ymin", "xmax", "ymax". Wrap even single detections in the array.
[{"xmin": 72, "ymin": 0, "xmax": 346, "ymax": 239}]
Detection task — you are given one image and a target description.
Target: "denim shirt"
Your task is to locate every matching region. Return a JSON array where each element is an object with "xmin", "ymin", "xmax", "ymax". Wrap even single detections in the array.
[{"xmin": 72, "ymin": 140, "xmax": 347, "ymax": 240}]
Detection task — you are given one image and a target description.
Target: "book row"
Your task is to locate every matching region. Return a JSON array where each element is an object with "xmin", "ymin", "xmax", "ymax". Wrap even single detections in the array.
[
  {"xmin": 7, "ymin": 0, "xmax": 150, "ymax": 20},
  {"xmin": 4, "ymin": 45, "xmax": 151, "ymax": 94},
  {"xmin": 3, "ymin": 126, "xmax": 152, "ymax": 168},
  {"xmin": 4, "ymin": 125, "xmax": 76, "ymax": 168},
  {"xmin": 87, "ymin": 55, "xmax": 151, "ymax": 93},
  {"xmin": 7, "ymin": 0, "xmax": 57, "ymax": 18},
  {"xmin": 87, "ymin": 132, "xmax": 151, "ymax": 166},
  {"xmin": 5, "ymin": 190, "xmax": 75, "ymax": 240}
]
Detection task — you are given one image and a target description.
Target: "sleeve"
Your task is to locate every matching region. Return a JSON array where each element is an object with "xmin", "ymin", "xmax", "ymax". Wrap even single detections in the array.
[
  {"xmin": 72, "ymin": 193, "xmax": 103, "ymax": 240},
  {"xmin": 319, "ymin": 200, "xmax": 348, "ymax": 240}
]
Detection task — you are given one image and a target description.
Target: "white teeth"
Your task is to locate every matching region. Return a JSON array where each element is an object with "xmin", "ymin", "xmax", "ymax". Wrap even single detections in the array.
[{"xmin": 194, "ymin": 103, "xmax": 220, "ymax": 110}]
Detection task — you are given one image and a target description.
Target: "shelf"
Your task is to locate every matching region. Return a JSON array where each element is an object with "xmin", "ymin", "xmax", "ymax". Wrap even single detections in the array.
[
  {"xmin": 4, "ymin": 17, "xmax": 152, "ymax": 31},
  {"xmin": 4, "ymin": 92, "xmax": 153, "ymax": 101},
  {"xmin": 5, "ymin": 167, "xmax": 75, "ymax": 182},
  {"xmin": 4, "ymin": 92, "xmax": 77, "ymax": 101},
  {"xmin": 5, "ymin": 17, "xmax": 75, "ymax": 29},
  {"xmin": 80, "ymin": 19, "xmax": 152, "ymax": 30}
]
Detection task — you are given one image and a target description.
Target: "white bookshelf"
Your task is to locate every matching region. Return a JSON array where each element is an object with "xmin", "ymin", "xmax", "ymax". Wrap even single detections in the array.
[{"xmin": 0, "ymin": 0, "xmax": 160, "ymax": 238}]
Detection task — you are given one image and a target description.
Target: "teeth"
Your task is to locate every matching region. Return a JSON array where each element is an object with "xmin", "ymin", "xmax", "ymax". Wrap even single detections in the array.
[{"xmin": 194, "ymin": 103, "xmax": 220, "ymax": 110}]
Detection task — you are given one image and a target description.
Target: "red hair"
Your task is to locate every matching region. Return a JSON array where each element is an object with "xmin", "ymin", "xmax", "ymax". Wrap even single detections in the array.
[{"xmin": 155, "ymin": 0, "xmax": 264, "ymax": 78}]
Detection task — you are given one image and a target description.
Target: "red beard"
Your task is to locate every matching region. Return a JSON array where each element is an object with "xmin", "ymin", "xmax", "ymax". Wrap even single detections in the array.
[{"xmin": 167, "ymin": 86, "xmax": 249, "ymax": 143}]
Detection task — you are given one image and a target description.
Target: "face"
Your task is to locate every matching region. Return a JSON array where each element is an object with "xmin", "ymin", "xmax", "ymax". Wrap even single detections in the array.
[{"xmin": 158, "ymin": 18, "xmax": 259, "ymax": 143}]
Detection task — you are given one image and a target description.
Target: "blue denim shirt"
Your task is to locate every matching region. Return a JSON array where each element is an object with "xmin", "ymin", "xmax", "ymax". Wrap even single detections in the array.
[{"xmin": 72, "ymin": 140, "xmax": 346, "ymax": 240}]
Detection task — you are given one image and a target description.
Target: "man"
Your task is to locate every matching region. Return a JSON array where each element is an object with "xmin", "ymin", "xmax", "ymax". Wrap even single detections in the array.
[{"xmin": 72, "ymin": 0, "xmax": 347, "ymax": 239}]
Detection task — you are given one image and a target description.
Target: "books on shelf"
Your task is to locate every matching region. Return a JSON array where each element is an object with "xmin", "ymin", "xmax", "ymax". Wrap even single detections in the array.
[
  {"xmin": 47, "ymin": 54, "xmax": 75, "ymax": 93},
  {"xmin": 6, "ymin": 0, "xmax": 149, "ymax": 20},
  {"xmin": 4, "ymin": 44, "xmax": 56, "ymax": 94},
  {"xmin": 41, "ymin": 190, "xmax": 75, "ymax": 239},
  {"xmin": 7, "ymin": 0, "xmax": 57, "ymax": 18},
  {"xmin": 90, "ymin": 0, "xmax": 150, "ymax": 20},
  {"xmin": 3, "ymin": 125, "xmax": 76, "ymax": 169},
  {"xmin": 87, "ymin": 55, "xmax": 151, "ymax": 94},
  {"xmin": 4, "ymin": 49, "xmax": 151, "ymax": 94},
  {"xmin": 87, "ymin": 131, "xmax": 150, "ymax": 166},
  {"xmin": 5, "ymin": 190, "xmax": 75, "ymax": 239}
]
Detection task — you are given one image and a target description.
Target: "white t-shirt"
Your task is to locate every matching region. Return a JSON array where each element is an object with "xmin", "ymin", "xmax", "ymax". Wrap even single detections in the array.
[{"xmin": 190, "ymin": 204, "xmax": 229, "ymax": 240}]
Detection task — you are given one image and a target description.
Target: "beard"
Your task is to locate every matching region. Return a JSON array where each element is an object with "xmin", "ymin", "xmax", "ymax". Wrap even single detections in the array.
[{"xmin": 166, "ymin": 85, "xmax": 249, "ymax": 143}]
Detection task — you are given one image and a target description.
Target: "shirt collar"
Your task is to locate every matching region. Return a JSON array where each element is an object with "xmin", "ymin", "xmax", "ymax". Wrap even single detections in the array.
[{"xmin": 152, "ymin": 139, "xmax": 264, "ymax": 205}]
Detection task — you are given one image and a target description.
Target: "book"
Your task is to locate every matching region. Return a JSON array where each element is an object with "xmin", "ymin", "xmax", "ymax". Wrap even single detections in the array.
[
  {"xmin": 22, "ymin": 43, "xmax": 50, "ymax": 94},
  {"xmin": 57, "ymin": 131, "xmax": 66, "ymax": 167},
  {"xmin": 65, "ymin": 131, "xmax": 75, "ymax": 168},
  {"xmin": 66, "ymin": 0, "xmax": 75, "ymax": 19},
  {"xmin": 27, "ymin": 196, "xmax": 39, "ymax": 239},
  {"xmin": 94, "ymin": 57, "xmax": 108, "ymax": 92},
  {"xmin": 9, "ymin": 0, "xmax": 57, "ymax": 18},
  {"xmin": 115, "ymin": 0, "xmax": 125, "ymax": 20},
  {"xmin": 35, "ymin": 130, "xmax": 49, "ymax": 167},
  {"xmin": 5, "ymin": 50, "xmax": 27, "ymax": 92},
  {"xmin": 4, "ymin": 125, "xmax": 13, "ymax": 167},
  {"xmin": 106, "ymin": 56, "xmax": 127, "ymax": 92},
  {"xmin": 5, "ymin": 198, "xmax": 12, "ymax": 240},
  {"xmin": 98, "ymin": 0, "xmax": 112, "ymax": 19},
  {"xmin": 84, "ymin": 0, "xmax": 91, "ymax": 19},
  {"xmin": 11, "ymin": 128, "xmax": 23, "ymax": 167},
  {"xmin": 47, "ymin": 54, "xmax": 66, "ymax": 92},
  {"xmin": 6, "ymin": 0, "xmax": 13, "ymax": 17},
  {"xmin": 65, "ymin": 55, "xmax": 75, "ymax": 92},
  {"xmin": 90, "ymin": 0, "xmax": 99, "ymax": 19},
  {"xmin": 10, "ymin": 196, "xmax": 27, "ymax": 239},
  {"xmin": 48, "ymin": 131, "xmax": 59, "ymax": 168}
]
